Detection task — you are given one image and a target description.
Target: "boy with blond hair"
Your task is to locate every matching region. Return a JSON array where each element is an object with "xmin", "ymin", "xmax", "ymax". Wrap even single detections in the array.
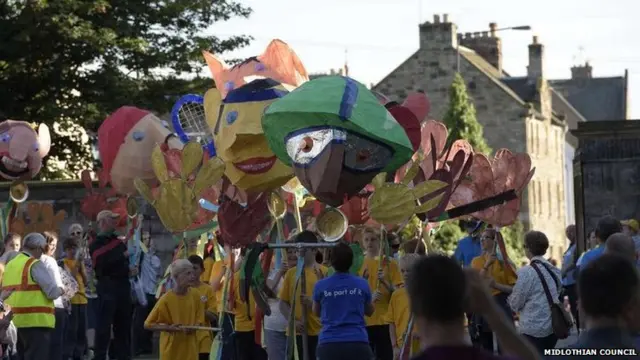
[{"xmin": 387, "ymin": 254, "xmax": 421, "ymax": 360}]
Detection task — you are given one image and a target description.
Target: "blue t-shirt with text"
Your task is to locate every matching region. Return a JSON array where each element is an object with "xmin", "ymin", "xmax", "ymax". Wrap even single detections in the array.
[{"xmin": 312, "ymin": 272, "xmax": 371, "ymax": 345}]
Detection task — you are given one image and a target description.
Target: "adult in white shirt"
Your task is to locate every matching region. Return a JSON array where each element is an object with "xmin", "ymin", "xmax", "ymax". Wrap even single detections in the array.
[
  {"xmin": 40, "ymin": 231, "xmax": 67, "ymax": 360},
  {"xmin": 508, "ymin": 230, "xmax": 562, "ymax": 355},
  {"xmin": 132, "ymin": 235, "xmax": 162, "ymax": 356},
  {"xmin": 264, "ymin": 246, "xmax": 298, "ymax": 360}
]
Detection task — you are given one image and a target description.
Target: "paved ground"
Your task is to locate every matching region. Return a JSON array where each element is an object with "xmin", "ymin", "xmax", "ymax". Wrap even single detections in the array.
[{"xmin": 130, "ymin": 327, "xmax": 581, "ymax": 360}]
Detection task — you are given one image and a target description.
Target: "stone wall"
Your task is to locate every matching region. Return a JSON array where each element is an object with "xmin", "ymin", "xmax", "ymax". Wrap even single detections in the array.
[
  {"xmin": 525, "ymin": 116, "xmax": 567, "ymax": 260},
  {"xmin": 0, "ymin": 180, "xmax": 177, "ymax": 270},
  {"xmin": 372, "ymin": 15, "xmax": 567, "ymax": 261}
]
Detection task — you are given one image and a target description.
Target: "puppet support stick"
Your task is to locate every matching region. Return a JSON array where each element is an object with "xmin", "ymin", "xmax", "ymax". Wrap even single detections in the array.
[
  {"xmin": 178, "ymin": 325, "xmax": 222, "ymax": 331},
  {"xmin": 275, "ymin": 219, "xmax": 286, "ymax": 270},
  {"xmin": 399, "ymin": 315, "xmax": 415, "ymax": 360},
  {"xmin": 268, "ymin": 242, "xmax": 337, "ymax": 250},
  {"xmin": 299, "ymin": 248, "xmax": 309, "ymax": 360}
]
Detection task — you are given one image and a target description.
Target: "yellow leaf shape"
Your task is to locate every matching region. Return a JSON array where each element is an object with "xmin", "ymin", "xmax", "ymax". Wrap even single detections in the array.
[
  {"xmin": 181, "ymin": 142, "xmax": 204, "ymax": 178},
  {"xmin": 401, "ymin": 160, "xmax": 421, "ymax": 186},
  {"xmin": 134, "ymin": 178, "xmax": 154, "ymax": 205},
  {"xmin": 415, "ymin": 193, "xmax": 446, "ymax": 214},
  {"xmin": 192, "ymin": 157, "xmax": 225, "ymax": 195},
  {"xmin": 412, "ymin": 180, "xmax": 447, "ymax": 199},
  {"xmin": 372, "ymin": 173, "xmax": 386, "ymax": 188},
  {"xmin": 151, "ymin": 146, "xmax": 169, "ymax": 182}
]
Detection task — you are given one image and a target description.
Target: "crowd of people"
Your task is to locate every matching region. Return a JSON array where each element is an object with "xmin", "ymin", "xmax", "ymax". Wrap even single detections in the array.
[{"xmin": 0, "ymin": 211, "xmax": 638, "ymax": 360}]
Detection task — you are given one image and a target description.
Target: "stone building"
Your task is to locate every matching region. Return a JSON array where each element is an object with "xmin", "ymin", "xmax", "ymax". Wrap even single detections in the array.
[{"xmin": 373, "ymin": 14, "xmax": 628, "ymax": 261}]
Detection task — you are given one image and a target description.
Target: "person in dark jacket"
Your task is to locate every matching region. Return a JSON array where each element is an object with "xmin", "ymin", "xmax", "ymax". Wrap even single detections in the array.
[{"xmin": 89, "ymin": 210, "xmax": 136, "ymax": 360}]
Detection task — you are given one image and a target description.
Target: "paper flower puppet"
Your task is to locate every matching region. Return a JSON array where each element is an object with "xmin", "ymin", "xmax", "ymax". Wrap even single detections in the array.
[
  {"xmin": 450, "ymin": 149, "xmax": 535, "ymax": 226},
  {"xmin": 98, "ymin": 106, "xmax": 183, "ymax": 195},
  {"xmin": 0, "ymin": 120, "xmax": 51, "ymax": 180},
  {"xmin": 203, "ymin": 39, "xmax": 309, "ymax": 193},
  {"xmin": 134, "ymin": 141, "xmax": 225, "ymax": 233},
  {"xmin": 79, "ymin": 169, "xmax": 129, "ymax": 228},
  {"xmin": 262, "ymin": 76, "xmax": 415, "ymax": 207},
  {"xmin": 10, "ymin": 202, "xmax": 66, "ymax": 236}
]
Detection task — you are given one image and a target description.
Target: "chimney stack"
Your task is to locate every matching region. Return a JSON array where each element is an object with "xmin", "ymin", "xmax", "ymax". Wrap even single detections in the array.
[
  {"xmin": 570, "ymin": 62, "xmax": 592, "ymax": 80},
  {"xmin": 458, "ymin": 22, "xmax": 503, "ymax": 75},
  {"xmin": 527, "ymin": 35, "xmax": 544, "ymax": 81},
  {"xmin": 419, "ymin": 14, "xmax": 458, "ymax": 50}
]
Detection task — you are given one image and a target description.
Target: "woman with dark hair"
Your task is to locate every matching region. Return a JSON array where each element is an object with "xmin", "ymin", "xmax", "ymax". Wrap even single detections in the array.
[
  {"xmin": 312, "ymin": 242, "xmax": 374, "ymax": 360},
  {"xmin": 508, "ymin": 231, "xmax": 562, "ymax": 354}
]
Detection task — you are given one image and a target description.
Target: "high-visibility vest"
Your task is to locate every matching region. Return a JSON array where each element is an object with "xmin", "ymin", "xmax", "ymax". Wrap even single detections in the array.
[{"xmin": 2, "ymin": 253, "xmax": 55, "ymax": 328}]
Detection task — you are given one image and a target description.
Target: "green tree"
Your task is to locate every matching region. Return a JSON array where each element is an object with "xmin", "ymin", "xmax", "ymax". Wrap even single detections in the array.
[
  {"xmin": 433, "ymin": 220, "xmax": 465, "ymax": 254},
  {"xmin": 0, "ymin": 0, "xmax": 251, "ymax": 179},
  {"xmin": 398, "ymin": 216, "xmax": 464, "ymax": 255},
  {"xmin": 500, "ymin": 220, "xmax": 525, "ymax": 265},
  {"xmin": 442, "ymin": 73, "xmax": 491, "ymax": 155}
]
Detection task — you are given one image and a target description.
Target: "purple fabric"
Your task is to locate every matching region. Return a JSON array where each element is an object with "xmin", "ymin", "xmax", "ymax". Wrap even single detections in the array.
[{"xmin": 411, "ymin": 346, "xmax": 520, "ymax": 360}]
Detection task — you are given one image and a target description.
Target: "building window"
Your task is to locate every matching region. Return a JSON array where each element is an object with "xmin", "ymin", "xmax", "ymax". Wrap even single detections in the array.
[
  {"xmin": 557, "ymin": 181, "xmax": 563, "ymax": 219},
  {"xmin": 536, "ymin": 180, "xmax": 542, "ymax": 215},
  {"xmin": 548, "ymin": 181, "xmax": 553, "ymax": 216},
  {"xmin": 533, "ymin": 122, "xmax": 540, "ymax": 156}
]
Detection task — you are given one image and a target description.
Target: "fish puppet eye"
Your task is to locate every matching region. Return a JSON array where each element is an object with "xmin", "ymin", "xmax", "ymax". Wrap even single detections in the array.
[
  {"xmin": 132, "ymin": 131, "xmax": 145, "ymax": 141},
  {"xmin": 32, "ymin": 142, "xmax": 39, "ymax": 152},
  {"xmin": 226, "ymin": 111, "xmax": 238, "ymax": 125},
  {"xmin": 286, "ymin": 128, "xmax": 346, "ymax": 165},
  {"xmin": 0, "ymin": 133, "xmax": 10, "ymax": 142}
]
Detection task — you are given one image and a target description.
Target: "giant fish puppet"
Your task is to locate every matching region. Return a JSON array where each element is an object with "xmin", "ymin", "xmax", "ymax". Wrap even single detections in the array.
[
  {"xmin": 202, "ymin": 39, "xmax": 309, "ymax": 193},
  {"xmin": 98, "ymin": 106, "xmax": 183, "ymax": 195},
  {"xmin": 0, "ymin": 120, "xmax": 51, "ymax": 180},
  {"xmin": 262, "ymin": 76, "xmax": 415, "ymax": 207}
]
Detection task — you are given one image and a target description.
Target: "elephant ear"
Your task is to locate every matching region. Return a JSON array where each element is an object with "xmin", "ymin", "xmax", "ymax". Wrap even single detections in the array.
[{"xmin": 37, "ymin": 124, "xmax": 51, "ymax": 157}]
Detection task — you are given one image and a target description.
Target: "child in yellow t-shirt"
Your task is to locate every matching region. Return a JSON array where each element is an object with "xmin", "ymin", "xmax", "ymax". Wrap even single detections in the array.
[
  {"xmin": 232, "ymin": 268, "xmax": 270, "ymax": 360},
  {"xmin": 62, "ymin": 237, "xmax": 88, "ymax": 359},
  {"xmin": 145, "ymin": 259, "xmax": 205, "ymax": 360},
  {"xmin": 188, "ymin": 255, "xmax": 218, "ymax": 360},
  {"xmin": 386, "ymin": 254, "xmax": 422, "ymax": 360},
  {"xmin": 356, "ymin": 227, "xmax": 404, "ymax": 359},
  {"xmin": 278, "ymin": 231, "xmax": 327, "ymax": 360}
]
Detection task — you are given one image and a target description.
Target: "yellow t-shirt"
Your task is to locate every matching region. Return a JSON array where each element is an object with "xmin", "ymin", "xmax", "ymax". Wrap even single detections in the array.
[
  {"xmin": 63, "ymin": 259, "xmax": 87, "ymax": 305},
  {"xmin": 193, "ymin": 283, "xmax": 217, "ymax": 354},
  {"xmin": 233, "ymin": 275, "xmax": 257, "ymax": 332},
  {"xmin": 201, "ymin": 257, "xmax": 215, "ymax": 283},
  {"xmin": 470, "ymin": 255, "xmax": 517, "ymax": 296},
  {"xmin": 386, "ymin": 287, "xmax": 420, "ymax": 354},
  {"xmin": 279, "ymin": 265, "xmax": 327, "ymax": 336},
  {"xmin": 145, "ymin": 288, "xmax": 204, "ymax": 360},
  {"xmin": 359, "ymin": 257, "xmax": 403, "ymax": 326},
  {"xmin": 209, "ymin": 260, "xmax": 239, "ymax": 314}
]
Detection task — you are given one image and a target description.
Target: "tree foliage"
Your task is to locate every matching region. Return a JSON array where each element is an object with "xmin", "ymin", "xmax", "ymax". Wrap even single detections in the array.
[
  {"xmin": 500, "ymin": 220, "xmax": 525, "ymax": 265},
  {"xmin": 441, "ymin": 73, "xmax": 526, "ymax": 260},
  {"xmin": 433, "ymin": 220, "xmax": 465, "ymax": 254},
  {"xmin": 0, "ymin": 0, "xmax": 252, "ymax": 179},
  {"xmin": 443, "ymin": 73, "xmax": 491, "ymax": 155},
  {"xmin": 398, "ymin": 216, "xmax": 464, "ymax": 255}
]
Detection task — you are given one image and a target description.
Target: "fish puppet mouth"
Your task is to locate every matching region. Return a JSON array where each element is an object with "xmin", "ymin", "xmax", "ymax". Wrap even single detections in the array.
[
  {"xmin": 287, "ymin": 127, "xmax": 392, "ymax": 207},
  {"xmin": 233, "ymin": 156, "xmax": 277, "ymax": 175},
  {"xmin": 0, "ymin": 154, "xmax": 29, "ymax": 179}
]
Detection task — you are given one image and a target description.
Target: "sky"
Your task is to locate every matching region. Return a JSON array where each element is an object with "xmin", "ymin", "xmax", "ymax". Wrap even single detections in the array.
[{"xmin": 207, "ymin": 0, "xmax": 637, "ymax": 118}]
